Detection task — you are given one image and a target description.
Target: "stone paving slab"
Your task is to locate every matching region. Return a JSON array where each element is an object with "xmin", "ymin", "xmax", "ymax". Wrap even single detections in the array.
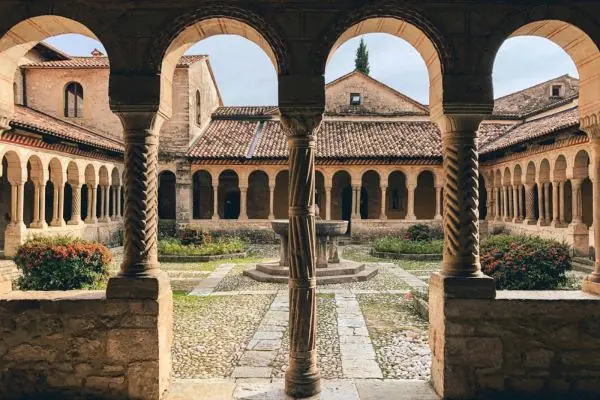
[
  {"xmin": 190, "ymin": 263, "xmax": 236, "ymax": 296},
  {"xmin": 164, "ymin": 379, "xmax": 438, "ymax": 399},
  {"xmin": 386, "ymin": 263, "xmax": 428, "ymax": 290}
]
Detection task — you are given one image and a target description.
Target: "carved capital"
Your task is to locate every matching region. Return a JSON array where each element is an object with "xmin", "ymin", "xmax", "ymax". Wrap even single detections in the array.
[
  {"xmin": 280, "ymin": 110, "xmax": 323, "ymax": 139},
  {"xmin": 434, "ymin": 114, "xmax": 487, "ymax": 136}
]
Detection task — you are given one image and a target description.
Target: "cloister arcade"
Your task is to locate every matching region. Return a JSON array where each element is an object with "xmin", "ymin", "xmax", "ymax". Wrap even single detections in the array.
[
  {"xmin": 0, "ymin": 143, "xmax": 124, "ymax": 255},
  {"xmin": 157, "ymin": 165, "xmax": 443, "ymax": 224},
  {"xmin": 1, "ymin": 3, "xmax": 600, "ymax": 400}
]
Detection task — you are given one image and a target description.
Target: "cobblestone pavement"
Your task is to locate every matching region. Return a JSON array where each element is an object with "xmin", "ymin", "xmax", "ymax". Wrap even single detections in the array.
[{"xmin": 358, "ymin": 294, "xmax": 431, "ymax": 380}]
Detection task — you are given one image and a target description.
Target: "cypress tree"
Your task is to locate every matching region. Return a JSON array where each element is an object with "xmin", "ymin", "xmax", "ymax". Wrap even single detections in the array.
[{"xmin": 355, "ymin": 38, "xmax": 370, "ymax": 75}]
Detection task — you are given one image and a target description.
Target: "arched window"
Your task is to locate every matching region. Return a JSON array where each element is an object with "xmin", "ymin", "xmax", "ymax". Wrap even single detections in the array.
[
  {"xmin": 195, "ymin": 90, "xmax": 201, "ymax": 125},
  {"xmin": 64, "ymin": 82, "xmax": 83, "ymax": 117}
]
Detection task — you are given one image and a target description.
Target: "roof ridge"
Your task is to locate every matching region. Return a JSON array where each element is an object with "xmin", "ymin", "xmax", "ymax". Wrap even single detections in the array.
[{"xmin": 494, "ymin": 74, "xmax": 576, "ymax": 102}]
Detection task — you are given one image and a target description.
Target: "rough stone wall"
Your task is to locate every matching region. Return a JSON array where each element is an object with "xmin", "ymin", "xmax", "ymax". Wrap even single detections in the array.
[
  {"xmin": 187, "ymin": 60, "xmax": 220, "ymax": 145},
  {"xmin": 325, "ymin": 73, "xmax": 426, "ymax": 115},
  {"xmin": 159, "ymin": 69, "xmax": 189, "ymax": 155},
  {"xmin": 24, "ymin": 68, "xmax": 122, "ymax": 138},
  {"xmin": 429, "ymin": 276, "xmax": 600, "ymax": 399},
  {"xmin": 0, "ymin": 289, "xmax": 172, "ymax": 400}
]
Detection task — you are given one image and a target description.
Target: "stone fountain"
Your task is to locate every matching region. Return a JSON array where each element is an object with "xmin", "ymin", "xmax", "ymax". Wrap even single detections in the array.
[{"xmin": 244, "ymin": 217, "xmax": 378, "ymax": 284}]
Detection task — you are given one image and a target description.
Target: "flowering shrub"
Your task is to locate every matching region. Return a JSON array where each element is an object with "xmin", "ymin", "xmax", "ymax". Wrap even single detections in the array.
[
  {"xmin": 405, "ymin": 224, "xmax": 432, "ymax": 242},
  {"xmin": 480, "ymin": 234, "xmax": 571, "ymax": 290},
  {"xmin": 14, "ymin": 235, "xmax": 111, "ymax": 290}
]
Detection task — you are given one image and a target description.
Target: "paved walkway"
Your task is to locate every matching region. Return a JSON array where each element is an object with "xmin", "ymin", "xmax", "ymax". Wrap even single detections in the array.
[
  {"xmin": 189, "ymin": 263, "xmax": 235, "ymax": 296},
  {"xmin": 163, "ymin": 378, "xmax": 439, "ymax": 399}
]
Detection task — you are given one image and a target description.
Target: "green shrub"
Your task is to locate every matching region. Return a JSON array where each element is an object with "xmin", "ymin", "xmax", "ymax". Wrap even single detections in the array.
[
  {"xmin": 405, "ymin": 224, "xmax": 432, "ymax": 242},
  {"xmin": 373, "ymin": 237, "xmax": 443, "ymax": 254},
  {"xmin": 157, "ymin": 237, "xmax": 245, "ymax": 256},
  {"xmin": 480, "ymin": 234, "xmax": 571, "ymax": 290},
  {"xmin": 14, "ymin": 235, "xmax": 111, "ymax": 291}
]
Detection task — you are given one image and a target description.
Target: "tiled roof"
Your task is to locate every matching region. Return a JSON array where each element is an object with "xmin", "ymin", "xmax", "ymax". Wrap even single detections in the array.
[
  {"xmin": 188, "ymin": 120, "xmax": 259, "ymax": 158},
  {"xmin": 21, "ymin": 55, "xmax": 207, "ymax": 69},
  {"xmin": 478, "ymin": 122, "xmax": 518, "ymax": 149},
  {"xmin": 480, "ymin": 107, "xmax": 579, "ymax": 154},
  {"xmin": 212, "ymin": 106, "xmax": 278, "ymax": 118},
  {"xmin": 493, "ymin": 75, "xmax": 579, "ymax": 118},
  {"xmin": 11, "ymin": 105, "xmax": 124, "ymax": 153}
]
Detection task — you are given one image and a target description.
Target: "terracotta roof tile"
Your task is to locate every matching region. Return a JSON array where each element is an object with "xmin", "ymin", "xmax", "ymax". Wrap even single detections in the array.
[
  {"xmin": 212, "ymin": 106, "xmax": 278, "ymax": 118},
  {"xmin": 480, "ymin": 107, "xmax": 579, "ymax": 154},
  {"xmin": 188, "ymin": 120, "xmax": 258, "ymax": 158},
  {"xmin": 11, "ymin": 105, "xmax": 124, "ymax": 153},
  {"xmin": 478, "ymin": 122, "xmax": 517, "ymax": 149},
  {"xmin": 21, "ymin": 55, "xmax": 206, "ymax": 69}
]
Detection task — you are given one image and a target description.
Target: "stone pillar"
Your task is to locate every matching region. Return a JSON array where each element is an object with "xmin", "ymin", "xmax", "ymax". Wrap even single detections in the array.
[
  {"xmin": 212, "ymin": 185, "xmax": 219, "ymax": 220},
  {"xmin": 350, "ymin": 185, "xmax": 359, "ymax": 219},
  {"xmin": 543, "ymin": 182, "xmax": 551, "ymax": 225},
  {"xmin": 279, "ymin": 74, "xmax": 323, "ymax": 398},
  {"xmin": 104, "ymin": 185, "xmax": 111, "ymax": 222},
  {"xmin": 116, "ymin": 185, "xmax": 122, "ymax": 220},
  {"xmin": 32, "ymin": 183, "xmax": 40, "ymax": 226},
  {"xmin": 486, "ymin": 187, "xmax": 493, "ymax": 221},
  {"xmin": 524, "ymin": 184, "xmax": 535, "ymax": 224},
  {"xmin": 406, "ymin": 183, "xmax": 416, "ymax": 220},
  {"xmin": 584, "ymin": 134, "xmax": 600, "ymax": 293},
  {"xmin": 16, "ymin": 181, "xmax": 24, "ymax": 226},
  {"xmin": 38, "ymin": 183, "xmax": 47, "ymax": 227},
  {"xmin": 380, "ymin": 185, "xmax": 388, "ymax": 220},
  {"xmin": 494, "ymin": 187, "xmax": 501, "ymax": 221},
  {"xmin": 269, "ymin": 185, "xmax": 275, "ymax": 220},
  {"xmin": 571, "ymin": 178, "xmax": 583, "ymax": 224},
  {"xmin": 86, "ymin": 184, "xmax": 98, "ymax": 224},
  {"xmin": 99, "ymin": 186, "xmax": 106, "ymax": 222},
  {"xmin": 51, "ymin": 181, "xmax": 65, "ymax": 227},
  {"xmin": 239, "ymin": 186, "xmax": 248, "ymax": 220},
  {"xmin": 9, "ymin": 183, "xmax": 17, "ymax": 224},
  {"xmin": 551, "ymin": 181, "xmax": 561, "ymax": 228},
  {"xmin": 502, "ymin": 186, "xmax": 508, "ymax": 221},
  {"xmin": 68, "ymin": 184, "xmax": 82, "ymax": 225},
  {"xmin": 325, "ymin": 186, "xmax": 332, "ymax": 220},
  {"xmin": 434, "ymin": 186, "xmax": 442, "ymax": 220},
  {"xmin": 512, "ymin": 185, "xmax": 519, "ymax": 223},
  {"xmin": 536, "ymin": 183, "xmax": 544, "ymax": 226},
  {"xmin": 559, "ymin": 181, "xmax": 566, "ymax": 225},
  {"xmin": 175, "ymin": 162, "xmax": 192, "ymax": 224}
]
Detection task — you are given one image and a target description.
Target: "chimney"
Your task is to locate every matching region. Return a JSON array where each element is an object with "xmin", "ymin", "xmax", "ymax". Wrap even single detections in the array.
[{"xmin": 91, "ymin": 48, "xmax": 104, "ymax": 57}]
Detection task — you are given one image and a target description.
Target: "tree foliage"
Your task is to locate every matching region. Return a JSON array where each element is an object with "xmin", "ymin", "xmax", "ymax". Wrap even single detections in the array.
[{"xmin": 355, "ymin": 38, "xmax": 370, "ymax": 75}]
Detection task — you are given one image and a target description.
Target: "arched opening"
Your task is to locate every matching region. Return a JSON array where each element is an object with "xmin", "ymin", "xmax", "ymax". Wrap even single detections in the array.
[
  {"xmin": 331, "ymin": 171, "xmax": 352, "ymax": 221},
  {"xmin": 25, "ymin": 156, "xmax": 45, "ymax": 227},
  {"xmin": 387, "ymin": 171, "xmax": 408, "ymax": 220},
  {"xmin": 219, "ymin": 170, "xmax": 240, "ymax": 219},
  {"xmin": 48, "ymin": 158, "xmax": 64, "ymax": 226},
  {"xmin": 574, "ymin": 150, "xmax": 591, "ymax": 227},
  {"xmin": 64, "ymin": 81, "xmax": 83, "ymax": 118},
  {"xmin": 247, "ymin": 170, "xmax": 269, "ymax": 219},
  {"xmin": 361, "ymin": 170, "xmax": 380, "ymax": 219},
  {"xmin": 539, "ymin": 159, "xmax": 552, "ymax": 224},
  {"xmin": 315, "ymin": 171, "xmax": 326, "ymax": 219},
  {"xmin": 158, "ymin": 171, "xmax": 177, "ymax": 220},
  {"xmin": 416, "ymin": 170, "xmax": 436, "ymax": 220},
  {"xmin": 274, "ymin": 171, "xmax": 289, "ymax": 219},
  {"xmin": 192, "ymin": 170, "xmax": 213, "ymax": 219},
  {"xmin": 98, "ymin": 166, "xmax": 110, "ymax": 222},
  {"xmin": 83, "ymin": 164, "xmax": 96, "ymax": 223}
]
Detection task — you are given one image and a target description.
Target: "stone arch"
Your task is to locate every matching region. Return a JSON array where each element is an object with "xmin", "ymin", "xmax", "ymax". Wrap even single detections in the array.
[
  {"xmin": 247, "ymin": 170, "xmax": 269, "ymax": 219},
  {"xmin": 24, "ymin": 155, "xmax": 44, "ymax": 226},
  {"xmin": 554, "ymin": 155, "xmax": 568, "ymax": 182},
  {"xmin": 82, "ymin": 164, "xmax": 96, "ymax": 222},
  {"xmin": 157, "ymin": 11, "xmax": 287, "ymax": 116},
  {"xmin": 387, "ymin": 170, "xmax": 408, "ymax": 220},
  {"xmin": 485, "ymin": 15, "xmax": 600, "ymax": 122},
  {"xmin": 539, "ymin": 159, "xmax": 551, "ymax": 183},
  {"xmin": 314, "ymin": 7, "xmax": 450, "ymax": 117},
  {"xmin": 526, "ymin": 162, "xmax": 536, "ymax": 185},
  {"xmin": 415, "ymin": 170, "xmax": 436, "ymax": 220},
  {"xmin": 192, "ymin": 170, "xmax": 213, "ymax": 220},
  {"xmin": 274, "ymin": 170, "xmax": 289, "ymax": 219},
  {"xmin": 0, "ymin": 15, "xmax": 108, "ymax": 121},
  {"xmin": 361, "ymin": 170, "xmax": 380, "ymax": 220},
  {"xmin": 158, "ymin": 170, "xmax": 176, "ymax": 220},
  {"xmin": 574, "ymin": 150, "xmax": 590, "ymax": 179},
  {"xmin": 219, "ymin": 169, "xmax": 240, "ymax": 220},
  {"xmin": 332, "ymin": 170, "xmax": 352, "ymax": 221}
]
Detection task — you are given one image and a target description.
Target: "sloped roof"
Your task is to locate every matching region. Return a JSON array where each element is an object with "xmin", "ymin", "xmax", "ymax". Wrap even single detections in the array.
[
  {"xmin": 21, "ymin": 55, "xmax": 207, "ymax": 69},
  {"xmin": 212, "ymin": 106, "xmax": 278, "ymax": 118},
  {"xmin": 492, "ymin": 75, "xmax": 579, "ymax": 118},
  {"xmin": 10, "ymin": 105, "xmax": 124, "ymax": 153}
]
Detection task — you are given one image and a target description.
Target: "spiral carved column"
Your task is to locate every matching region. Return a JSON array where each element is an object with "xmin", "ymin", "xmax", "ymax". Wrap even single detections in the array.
[
  {"xmin": 69, "ymin": 184, "xmax": 82, "ymax": 225},
  {"xmin": 524, "ymin": 184, "xmax": 535, "ymax": 224},
  {"xmin": 280, "ymin": 108, "xmax": 322, "ymax": 398}
]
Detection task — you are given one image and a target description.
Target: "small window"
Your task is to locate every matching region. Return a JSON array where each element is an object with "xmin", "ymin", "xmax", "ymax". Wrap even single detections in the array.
[
  {"xmin": 350, "ymin": 93, "xmax": 361, "ymax": 106},
  {"xmin": 551, "ymin": 84, "xmax": 562, "ymax": 98},
  {"xmin": 195, "ymin": 90, "xmax": 202, "ymax": 125},
  {"xmin": 64, "ymin": 82, "xmax": 83, "ymax": 117}
]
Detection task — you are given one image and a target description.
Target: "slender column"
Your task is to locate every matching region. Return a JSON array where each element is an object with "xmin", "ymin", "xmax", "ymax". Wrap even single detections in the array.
[
  {"xmin": 582, "ymin": 133, "xmax": 600, "ymax": 291},
  {"xmin": 99, "ymin": 186, "xmax": 106, "ymax": 222},
  {"xmin": 543, "ymin": 182, "xmax": 551, "ymax": 224},
  {"xmin": 116, "ymin": 185, "xmax": 122, "ymax": 220},
  {"xmin": 50, "ymin": 181, "xmax": 62, "ymax": 226},
  {"xmin": 571, "ymin": 178, "xmax": 583, "ymax": 224},
  {"xmin": 559, "ymin": 181, "xmax": 566, "ymax": 225},
  {"xmin": 536, "ymin": 183, "xmax": 544, "ymax": 225},
  {"xmin": 239, "ymin": 186, "xmax": 248, "ymax": 220},
  {"xmin": 212, "ymin": 185, "xmax": 219, "ymax": 220},
  {"xmin": 9, "ymin": 183, "xmax": 17, "ymax": 224},
  {"xmin": 58, "ymin": 182, "xmax": 65, "ymax": 226},
  {"xmin": 406, "ymin": 183, "xmax": 416, "ymax": 220},
  {"xmin": 380, "ymin": 185, "xmax": 387, "ymax": 220},
  {"xmin": 268, "ymin": 185, "xmax": 275, "ymax": 220},
  {"xmin": 434, "ymin": 186, "xmax": 442, "ymax": 220},
  {"xmin": 39, "ymin": 183, "xmax": 47, "ymax": 227},
  {"xmin": 105, "ymin": 185, "xmax": 111, "ymax": 222},
  {"xmin": 551, "ymin": 181, "xmax": 560, "ymax": 227},
  {"xmin": 512, "ymin": 185, "xmax": 519, "ymax": 223},
  {"xmin": 280, "ymin": 101, "xmax": 322, "ymax": 397},
  {"xmin": 86, "ymin": 184, "xmax": 98, "ymax": 224},
  {"xmin": 32, "ymin": 183, "xmax": 40, "ymax": 226},
  {"xmin": 356, "ymin": 185, "xmax": 362, "ymax": 219},
  {"xmin": 69, "ymin": 184, "xmax": 82, "ymax": 225},
  {"xmin": 325, "ymin": 186, "xmax": 332, "ymax": 220},
  {"xmin": 485, "ymin": 187, "xmax": 493, "ymax": 221},
  {"xmin": 350, "ymin": 185, "xmax": 359, "ymax": 219},
  {"xmin": 495, "ymin": 187, "xmax": 501, "ymax": 221},
  {"xmin": 524, "ymin": 184, "xmax": 535, "ymax": 224},
  {"xmin": 16, "ymin": 181, "xmax": 24, "ymax": 225},
  {"xmin": 502, "ymin": 186, "xmax": 508, "ymax": 221}
]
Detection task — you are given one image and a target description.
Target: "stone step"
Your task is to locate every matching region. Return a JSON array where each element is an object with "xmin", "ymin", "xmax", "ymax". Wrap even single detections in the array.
[
  {"xmin": 573, "ymin": 257, "xmax": 594, "ymax": 266},
  {"xmin": 255, "ymin": 262, "xmax": 365, "ymax": 277},
  {"xmin": 572, "ymin": 260, "xmax": 594, "ymax": 273},
  {"xmin": 243, "ymin": 265, "xmax": 378, "ymax": 284}
]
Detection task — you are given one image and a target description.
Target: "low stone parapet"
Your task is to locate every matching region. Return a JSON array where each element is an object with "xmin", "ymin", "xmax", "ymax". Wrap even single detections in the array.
[
  {"xmin": 429, "ymin": 273, "xmax": 600, "ymax": 399},
  {"xmin": 0, "ymin": 288, "xmax": 171, "ymax": 399}
]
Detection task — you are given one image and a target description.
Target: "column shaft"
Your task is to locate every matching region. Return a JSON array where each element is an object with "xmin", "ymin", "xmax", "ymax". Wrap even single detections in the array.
[
  {"xmin": 537, "ymin": 183, "xmax": 544, "ymax": 225},
  {"xmin": 212, "ymin": 186, "xmax": 218, "ymax": 220},
  {"xmin": 434, "ymin": 186, "xmax": 442, "ymax": 220},
  {"xmin": 33, "ymin": 184, "xmax": 40, "ymax": 225},
  {"xmin": 239, "ymin": 187, "xmax": 248, "ymax": 220},
  {"xmin": 69, "ymin": 184, "xmax": 82, "ymax": 225},
  {"xmin": 325, "ymin": 187, "xmax": 332, "ymax": 220},
  {"xmin": 512, "ymin": 186, "xmax": 519, "ymax": 222},
  {"xmin": 381, "ymin": 186, "xmax": 388, "ymax": 220},
  {"xmin": 269, "ymin": 187, "xmax": 275, "ymax": 219},
  {"xmin": 16, "ymin": 182, "xmax": 24, "ymax": 224},
  {"xmin": 406, "ymin": 184, "xmax": 416, "ymax": 220},
  {"xmin": 524, "ymin": 184, "xmax": 535, "ymax": 224},
  {"xmin": 572, "ymin": 179, "xmax": 583, "ymax": 223},
  {"xmin": 552, "ymin": 181, "xmax": 560, "ymax": 227},
  {"xmin": 10, "ymin": 184, "xmax": 17, "ymax": 224},
  {"xmin": 544, "ymin": 182, "xmax": 551, "ymax": 224},
  {"xmin": 39, "ymin": 184, "xmax": 46, "ymax": 226},
  {"xmin": 559, "ymin": 181, "xmax": 565, "ymax": 224}
]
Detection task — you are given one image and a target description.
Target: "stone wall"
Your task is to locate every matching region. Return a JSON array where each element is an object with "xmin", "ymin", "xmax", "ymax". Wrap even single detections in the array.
[
  {"xmin": 429, "ymin": 274, "xmax": 600, "ymax": 399},
  {"xmin": 0, "ymin": 289, "xmax": 172, "ymax": 399}
]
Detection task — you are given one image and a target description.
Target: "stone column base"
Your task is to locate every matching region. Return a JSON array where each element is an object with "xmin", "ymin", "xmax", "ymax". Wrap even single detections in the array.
[
  {"xmin": 582, "ymin": 278, "xmax": 600, "ymax": 295},
  {"xmin": 568, "ymin": 223, "xmax": 590, "ymax": 256},
  {"xmin": 106, "ymin": 271, "xmax": 173, "ymax": 399},
  {"xmin": 522, "ymin": 218, "xmax": 536, "ymax": 225}
]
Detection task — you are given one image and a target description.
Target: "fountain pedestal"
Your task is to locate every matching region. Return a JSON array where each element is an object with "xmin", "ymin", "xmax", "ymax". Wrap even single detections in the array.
[{"xmin": 244, "ymin": 220, "xmax": 378, "ymax": 284}]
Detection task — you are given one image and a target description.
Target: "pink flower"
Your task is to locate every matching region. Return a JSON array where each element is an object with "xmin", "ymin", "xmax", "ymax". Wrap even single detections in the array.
[{"xmin": 404, "ymin": 291, "xmax": 413, "ymax": 301}]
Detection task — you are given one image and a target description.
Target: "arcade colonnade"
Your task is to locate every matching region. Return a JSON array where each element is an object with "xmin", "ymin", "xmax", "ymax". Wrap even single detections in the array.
[
  {"xmin": 159, "ymin": 165, "xmax": 443, "ymax": 222},
  {"xmin": 2, "ymin": 4, "xmax": 600, "ymax": 400},
  {"xmin": 0, "ymin": 143, "xmax": 124, "ymax": 255}
]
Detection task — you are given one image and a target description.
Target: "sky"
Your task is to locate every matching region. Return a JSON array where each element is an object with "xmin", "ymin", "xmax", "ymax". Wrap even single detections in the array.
[{"xmin": 46, "ymin": 33, "xmax": 578, "ymax": 106}]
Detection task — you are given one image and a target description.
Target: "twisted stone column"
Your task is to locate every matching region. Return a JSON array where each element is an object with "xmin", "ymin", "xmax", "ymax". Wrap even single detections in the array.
[
  {"xmin": 406, "ymin": 183, "xmax": 416, "ymax": 220},
  {"xmin": 68, "ymin": 184, "xmax": 82, "ymax": 225},
  {"xmin": 524, "ymin": 184, "xmax": 535, "ymax": 224},
  {"xmin": 435, "ymin": 186, "xmax": 442, "ymax": 220},
  {"xmin": 280, "ymin": 107, "xmax": 322, "ymax": 398},
  {"xmin": 325, "ymin": 186, "xmax": 332, "ymax": 220},
  {"xmin": 239, "ymin": 186, "xmax": 248, "ymax": 220},
  {"xmin": 212, "ymin": 185, "xmax": 218, "ymax": 220},
  {"xmin": 380, "ymin": 185, "xmax": 388, "ymax": 220}
]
